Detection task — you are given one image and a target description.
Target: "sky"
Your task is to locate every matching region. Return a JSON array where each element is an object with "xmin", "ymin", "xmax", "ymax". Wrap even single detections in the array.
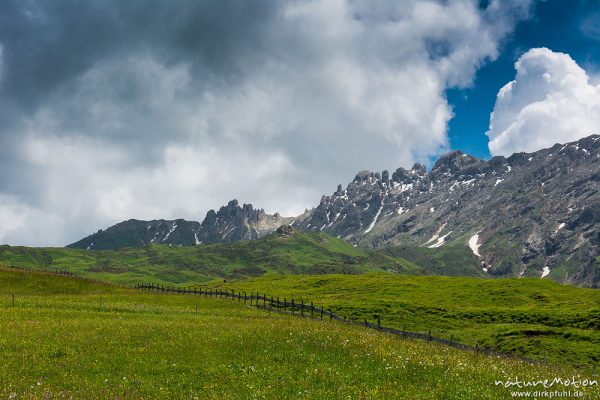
[{"xmin": 0, "ymin": 0, "xmax": 599, "ymax": 246}]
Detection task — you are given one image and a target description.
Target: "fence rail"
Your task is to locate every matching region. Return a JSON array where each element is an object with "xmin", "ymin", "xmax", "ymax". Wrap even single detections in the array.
[
  {"xmin": 133, "ymin": 282, "xmax": 544, "ymax": 364},
  {"xmin": 0, "ymin": 264, "xmax": 75, "ymax": 276},
  {"xmin": 0, "ymin": 264, "xmax": 545, "ymax": 365}
]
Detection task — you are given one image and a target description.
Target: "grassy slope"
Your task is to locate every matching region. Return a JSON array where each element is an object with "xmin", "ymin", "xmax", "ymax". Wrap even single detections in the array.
[
  {"xmin": 215, "ymin": 273, "xmax": 600, "ymax": 368},
  {"xmin": 0, "ymin": 231, "xmax": 427, "ymax": 286},
  {"xmin": 378, "ymin": 240, "xmax": 484, "ymax": 277},
  {"xmin": 1, "ymin": 268, "xmax": 597, "ymax": 399}
]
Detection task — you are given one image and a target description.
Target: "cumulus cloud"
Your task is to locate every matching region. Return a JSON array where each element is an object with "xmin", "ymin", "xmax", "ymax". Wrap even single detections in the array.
[
  {"xmin": 487, "ymin": 48, "xmax": 600, "ymax": 156},
  {"xmin": 0, "ymin": 0, "xmax": 532, "ymax": 246}
]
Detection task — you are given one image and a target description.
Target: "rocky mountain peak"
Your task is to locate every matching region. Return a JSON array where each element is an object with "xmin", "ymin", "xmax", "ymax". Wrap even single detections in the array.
[
  {"xmin": 67, "ymin": 218, "xmax": 201, "ymax": 250},
  {"xmin": 430, "ymin": 151, "xmax": 486, "ymax": 178},
  {"xmin": 294, "ymin": 134, "xmax": 600, "ymax": 287},
  {"xmin": 411, "ymin": 162, "xmax": 427, "ymax": 174},
  {"xmin": 68, "ymin": 134, "xmax": 600, "ymax": 287},
  {"xmin": 353, "ymin": 170, "xmax": 372, "ymax": 182},
  {"xmin": 197, "ymin": 199, "xmax": 292, "ymax": 243}
]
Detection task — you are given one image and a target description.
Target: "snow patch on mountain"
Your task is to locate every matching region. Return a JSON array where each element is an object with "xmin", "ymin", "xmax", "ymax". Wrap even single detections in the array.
[
  {"xmin": 364, "ymin": 205, "xmax": 384, "ymax": 234},
  {"xmin": 468, "ymin": 232, "xmax": 481, "ymax": 257}
]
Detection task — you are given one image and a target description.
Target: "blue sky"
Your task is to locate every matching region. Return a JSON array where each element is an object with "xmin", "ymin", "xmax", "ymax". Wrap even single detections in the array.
[{"xmin": 449, "ymin": 0, "xmax": 600, "ymax": 159}]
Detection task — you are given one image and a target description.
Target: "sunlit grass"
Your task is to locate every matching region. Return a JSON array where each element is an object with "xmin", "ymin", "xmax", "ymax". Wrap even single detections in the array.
[
  {"xmin": 215, "ymin": 273, "xmax": 600, "ymax": 369},
  {"xmin": 0, "ymin": 268, "xmax": 598, "ymax": 399}
]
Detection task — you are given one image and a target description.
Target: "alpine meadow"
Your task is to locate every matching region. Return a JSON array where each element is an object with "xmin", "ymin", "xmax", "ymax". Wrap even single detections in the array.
[{"xmin": 1, "ymin": 1, "xmax": 600, "ymax": 399}]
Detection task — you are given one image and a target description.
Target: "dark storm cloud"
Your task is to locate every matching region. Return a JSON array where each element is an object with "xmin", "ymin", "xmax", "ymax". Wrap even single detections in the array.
[{"xmin": 0, "ymin": 0, "xmax": 280, "ymax": 111}]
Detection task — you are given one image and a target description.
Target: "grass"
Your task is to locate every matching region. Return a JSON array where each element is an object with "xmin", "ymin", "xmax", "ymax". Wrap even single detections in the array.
[
  {"xmin": 213, "ymin": 273, "xmax": 600, "ymax": 369},
  {"xmin": 0, "ymin": 230, "xmax": 429, "ymax": 286},
  {"xmin": 1, "ymin": 268, "xmax": 598, "ymax": 399},
  {"xmin": 377, "ymin": 240, "xmax": 484, "ymax": 277}
]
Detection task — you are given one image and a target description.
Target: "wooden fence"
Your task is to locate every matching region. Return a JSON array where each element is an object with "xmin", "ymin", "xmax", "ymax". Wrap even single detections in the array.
[
  {"xmin": 1, "ymin": 264, "xmax": 75, "ymax": 276},
  {"xmin": 0, "ymin": 264, "xmax": 545, "ymax": 365},
  {"xmin": 133, "ymin": 282, "xmax": 544, "ymax": 363}
]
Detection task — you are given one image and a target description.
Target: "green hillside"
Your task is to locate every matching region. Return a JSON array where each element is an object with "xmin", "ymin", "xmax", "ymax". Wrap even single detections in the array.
[
  {"xmin": 1, "ymin": 268, "xmax": 597, "ymax": 399},
  {"xmin": 372, "ymin": 240, "xmax": 484, "ymax": 277},
  {"xmin": 214, "ymin": 273, "xmax": 600, "ymax": 368},
  {"xmin": 0, "ymin": 230, "xmax": 424, "ymax": 286}
]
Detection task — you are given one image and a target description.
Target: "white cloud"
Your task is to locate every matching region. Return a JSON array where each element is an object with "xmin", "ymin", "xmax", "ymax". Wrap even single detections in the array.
[
  {"xmin": 0, "ymin": 0, "xmax": 533, "ymax": 246},
  {"xmin": 487, "ymin": 47, "xmax": 600, "ymax": 156},
  {"xmin": 1, "ymin": 132, "xmax": 310, "ymax": 246},
  {"xmin": 0, "ymin": 195, "xmax": 33, "ymax": 244}
]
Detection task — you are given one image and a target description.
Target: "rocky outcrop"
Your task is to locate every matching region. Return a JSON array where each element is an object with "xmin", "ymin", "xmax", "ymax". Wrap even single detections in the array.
[
  {"xmin": 196, "ymin": 199, "xmax": 293, "ymax": 243},
  {"xmin": 68, "ymin": 200, "xmax": 292, "ymax": 248},
  {"xmin": 296, "ymin": 134, "xmax": 600, "ymax": 287}
]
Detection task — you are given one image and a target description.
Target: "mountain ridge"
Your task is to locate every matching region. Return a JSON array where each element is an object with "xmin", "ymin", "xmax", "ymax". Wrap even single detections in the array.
[{"xmin": 68, "ymin": 134, "xmax": 600, "ymax": 287}]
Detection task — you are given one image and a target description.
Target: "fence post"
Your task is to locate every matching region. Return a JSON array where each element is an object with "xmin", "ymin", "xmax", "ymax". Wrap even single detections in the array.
[
  {"xmin": 311, "ymin": 302, "xmax": 314, "ymax": 318},
  {"xmin": 263, "ymin": 294, "xmax": 266, "ymax": 308},
  {"xmin": 291, "ymin": 300, "xmax": 295, "ymax": 315},
  {"xmin": 428, "ymin": 330, "xmax": 432, "ymax": 341},
  {"xmin": 320, "ymin": 307, "xmax": 323, "ymax": 320},
  {"xmin": 239, "ymin": 292, "xmax": 241, "ymax": 303},
  {"xmin": 250, "ymin": 292, "xmax": 253, "ymax": 306},
  {"xmin": 256, "ymin": 293, "xmax": 259, "ymax": 308},
  {"xmin": 284, "ymin": 298, "xmax": 287, "ymax": 313},
  {"xmin": 244, "ymin": 292, "xmax": 247, "ymax": 304},
  {"xmin": 377, "ymin": 316, "xmax": 381, "ymax": 331},
  {"xmin": 270, "ymin": 296, "xmax": 273, "ymax": 310},
  {"xmin": 402, "ymin": 324, "xmax": 407, "ymax": 337},
  {"xmin": 301, "ymin": 300, "xmax": 304, "ymax": 316},
  {"xmin": 450, "ymin": 335, "xmax": 454, "ymax": 346}
]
